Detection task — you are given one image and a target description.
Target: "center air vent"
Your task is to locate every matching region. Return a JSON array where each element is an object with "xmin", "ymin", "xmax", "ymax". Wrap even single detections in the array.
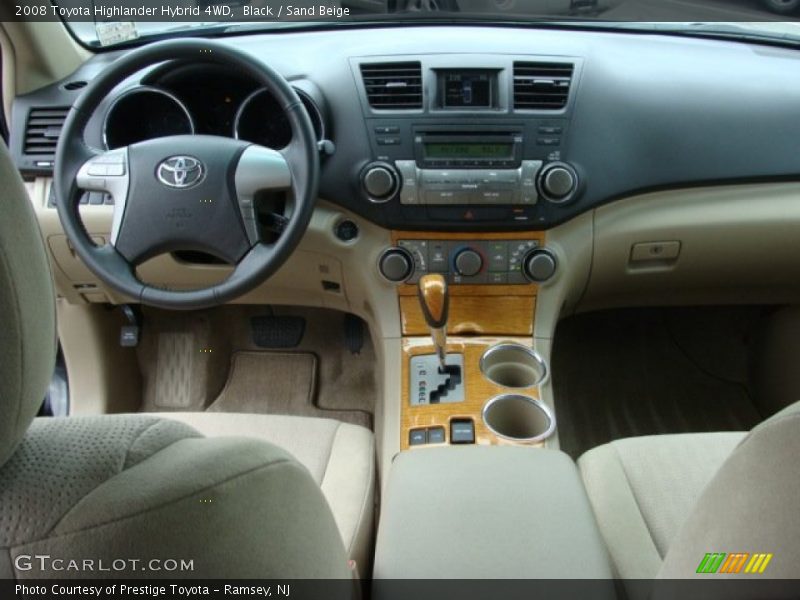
[
  {"xmin": 513, "ymin": 62, "xmax": 574, "ymax": 110},
  {"xmin": 24, "ymin": 107, "xmax": 69, "ymax": 156},
  {"xmin": 361, "ymin": 62, "xmax": 423, "ymax": 110}
]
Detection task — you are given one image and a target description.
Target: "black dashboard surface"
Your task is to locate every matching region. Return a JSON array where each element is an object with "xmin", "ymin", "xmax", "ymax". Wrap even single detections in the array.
[{"xmin": 11, "ymin": 25, "xmax": 800, "ymax": 231}]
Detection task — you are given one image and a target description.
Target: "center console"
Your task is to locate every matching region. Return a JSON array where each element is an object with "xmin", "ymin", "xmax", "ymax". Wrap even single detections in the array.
[
  {"xmin": 379, "ymin": 230, "xmax": 555, "ymax": 450},
  {"xmin": 373, "ymin": 446, "xmax": 614, "ymax": 584},
  {"xmin": 360, "ymin": 58, "xmax": 568, "ymax": 452}
]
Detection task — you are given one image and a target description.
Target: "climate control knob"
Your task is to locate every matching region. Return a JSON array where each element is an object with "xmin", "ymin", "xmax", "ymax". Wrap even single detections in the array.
[
  {"xmin": 523, "ymin": 249, "xmax": 557, "ymax": 283},
  {"xmin": 454, "ymin": 249, "xmax": 484, "ymax": 277},
  {"xmin": 362, "ymin": 162, "xmax": 399, "ymax": 202},
  {"xmin": 378, "ymin": 247, "xmax": 414, "ymax": 283},
  {"xmin": 539, "ymin": 163, "xmax": 578, "ymax": 203}
]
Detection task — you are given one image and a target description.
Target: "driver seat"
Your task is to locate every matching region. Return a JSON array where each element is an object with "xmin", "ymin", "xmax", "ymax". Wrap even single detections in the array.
[{"xmin": 0, "ymin": 139, "xmax": 371, "ymax": 580}]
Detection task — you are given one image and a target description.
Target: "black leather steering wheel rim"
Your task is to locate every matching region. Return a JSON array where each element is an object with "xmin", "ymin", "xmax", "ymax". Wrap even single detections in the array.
[{"xmin": 54, "ymin": 38, "xmax": 319, "ymax": 310}]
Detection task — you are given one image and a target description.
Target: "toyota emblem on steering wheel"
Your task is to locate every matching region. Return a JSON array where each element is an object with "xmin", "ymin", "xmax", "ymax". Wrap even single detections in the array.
[{"xmin": 157, "ymin": 156, "xmax": 205, "ymax": 189}]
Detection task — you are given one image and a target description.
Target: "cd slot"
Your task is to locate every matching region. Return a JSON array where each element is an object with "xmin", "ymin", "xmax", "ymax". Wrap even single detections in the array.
[{"xmin": 414, "ymin": 128, "xmax": 523, "ymax": 169}]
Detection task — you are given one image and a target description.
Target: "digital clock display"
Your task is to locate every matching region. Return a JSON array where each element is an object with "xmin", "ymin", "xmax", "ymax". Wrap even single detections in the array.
[
  {"xmin": 442, "ymin": 71, "xmax": 494, "ymax": 108},
  {"xmin": 424, "ymin": 143, "xmax": 512, "ymax": 159}
]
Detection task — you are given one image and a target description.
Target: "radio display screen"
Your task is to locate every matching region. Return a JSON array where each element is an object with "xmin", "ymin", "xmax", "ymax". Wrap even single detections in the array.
[
  {"xmin": 441, "ymin": 71, "xmax": 494, "ymax": 108},
  {"xmin": 424, "ymin": 142, "xmax": 512, "ymax": 160}
]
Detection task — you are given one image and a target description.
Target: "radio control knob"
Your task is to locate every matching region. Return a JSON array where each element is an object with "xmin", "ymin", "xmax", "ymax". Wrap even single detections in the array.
[
  {"xmin": 540, "ymin": 163, "xmax": 577, "ymax": 202},
  {"xmin": 454, "ymin": 249, "xmax": 483, "ymax": 277},
  {"xmin": 362, "ymin": 163, "xmax": 399, "ymax": 202},
  {"xmin": 378, "ymin": 248, "xmax": 414, "ymax": 283},
  {"xmin": 523, "ymin": 249, "xmax": 557, "ymax": 283}
]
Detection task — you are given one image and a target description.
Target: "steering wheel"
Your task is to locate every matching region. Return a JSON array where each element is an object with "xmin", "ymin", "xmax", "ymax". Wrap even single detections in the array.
[{"xmin": 54, "ymin": 39, "xmax": 319, "ymax": 310}]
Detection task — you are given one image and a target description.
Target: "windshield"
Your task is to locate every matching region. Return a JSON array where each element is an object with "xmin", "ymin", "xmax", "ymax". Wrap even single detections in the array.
[{"xmin": 47, "ymin": 0, "xmax": 800, "ymax": 48}]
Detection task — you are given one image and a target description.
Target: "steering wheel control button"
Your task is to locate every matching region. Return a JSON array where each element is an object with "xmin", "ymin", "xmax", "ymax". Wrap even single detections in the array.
[
  {"xmin": 106, "ymin": 163, "xmax": 126, "ymax": 177},
  {"xmin": 450, "ymin": 419, "xmax": 475, "ymax": 444},
  {"xmin": 378, "ymin": 247, "xmax": 414, "ymax": 283},
  {"xmin": 335, "ymin": 220, "xmax": 359, "ymax": 242},
  {"xmin": 362, "ymin": 162, "xmax": 399, "ymax": 203},
  {"xmin": 454, "ymin": 248, "xmax": 483, "ymax": 277},
  {"xmin": 539, "ymin": 163, "xmax": 578, "ymax": 203},
  {"xmin": 523, "ymin": 249, "xmax": 558, "ymax": 283}
]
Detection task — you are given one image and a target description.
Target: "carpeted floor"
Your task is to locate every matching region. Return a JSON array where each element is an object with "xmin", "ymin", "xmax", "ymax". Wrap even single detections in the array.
[
  {"xmin": 137, "ymin": 306, "xmax": 375, "ymax": 429},
  {"xmin": 552, "ymin": 307, "xmax": 765, "ymax": 459},
  {"xmin": 206, "ymin": 350, "xmax": 371, "ymax": 428}
]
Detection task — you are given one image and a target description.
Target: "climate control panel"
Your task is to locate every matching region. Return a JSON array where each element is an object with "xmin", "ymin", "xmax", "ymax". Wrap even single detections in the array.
[{"xmin": 379, "ymin": 239, "xmax": 556, "ymax": 285}]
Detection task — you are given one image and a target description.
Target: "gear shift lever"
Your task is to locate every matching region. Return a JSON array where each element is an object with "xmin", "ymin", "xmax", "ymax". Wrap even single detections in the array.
[{"xmin": 418, "ymin": 273, "xmax": 449, "ymax": 372}]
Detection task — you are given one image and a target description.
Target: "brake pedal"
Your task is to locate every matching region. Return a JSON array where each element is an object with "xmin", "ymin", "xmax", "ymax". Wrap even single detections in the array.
[{"xmin": 251, "ymin": 315, "xmax": 306, "ymax": 348}]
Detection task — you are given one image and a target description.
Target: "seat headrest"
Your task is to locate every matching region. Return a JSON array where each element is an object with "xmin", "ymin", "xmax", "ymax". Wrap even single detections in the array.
[{"xmin": 0, "ymin": 140, "xmax": 57, "ymax": 466}]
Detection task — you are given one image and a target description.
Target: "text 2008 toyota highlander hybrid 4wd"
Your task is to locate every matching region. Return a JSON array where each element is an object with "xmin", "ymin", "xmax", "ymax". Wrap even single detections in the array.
[{"xmin": 0, "ymin": 2, "xmax": 799, "ymax": 599}]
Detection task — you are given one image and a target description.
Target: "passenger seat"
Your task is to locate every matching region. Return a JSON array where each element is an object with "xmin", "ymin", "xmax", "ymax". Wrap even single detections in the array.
[{"xmin": 578, "ymin": 401, "xmax": 800, "ymax": 590}]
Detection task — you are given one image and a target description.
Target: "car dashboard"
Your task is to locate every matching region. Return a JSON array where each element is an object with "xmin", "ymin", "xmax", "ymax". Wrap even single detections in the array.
[
  {"xmin": 11, "ymin": 25, "xmax": 800, "ymax": 233},
  {"xmin": 10, "ymin": 23, "xmax": 800, "ymax": 322}
]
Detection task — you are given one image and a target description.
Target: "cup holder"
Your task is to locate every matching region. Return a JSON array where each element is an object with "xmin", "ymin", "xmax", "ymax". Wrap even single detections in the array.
[
  {"xmin": 482, "ymin": 394, "xmax": 556, "ymax": 443},
  {"xmin": 480, "ymin": 343, "xmax": 547, "ymax": 388}
]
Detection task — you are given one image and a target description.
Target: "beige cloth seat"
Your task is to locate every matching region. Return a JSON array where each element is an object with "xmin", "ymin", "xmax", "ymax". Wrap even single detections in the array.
[
  {"xmin": 156, "ymin": 412, "xmax": 375, "ymax": 572},
  {"xmin": 579, "ymin": 432, "xmax": 746, "ymax": 580},
  {"xmin": 579, "ymin": 401, "xmax": 800, "ymax": 596}
]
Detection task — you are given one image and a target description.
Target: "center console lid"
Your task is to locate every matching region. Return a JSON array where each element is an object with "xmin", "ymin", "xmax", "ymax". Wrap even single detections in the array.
[{"xmin": 374, "ymin": 446, "xmax": 613, "ymax": 581}]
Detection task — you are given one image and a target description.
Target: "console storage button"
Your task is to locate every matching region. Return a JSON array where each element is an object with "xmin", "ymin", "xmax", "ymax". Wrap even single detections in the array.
[{"xmin": 450, "ymin": 419, "xmax": 475, "ymax": 444}]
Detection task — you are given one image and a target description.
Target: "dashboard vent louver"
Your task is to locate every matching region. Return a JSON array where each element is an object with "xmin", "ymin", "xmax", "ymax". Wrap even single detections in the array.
[
  {"xmin": 24, "ymin": 107, "xmax": 69, "ymax": 155},
  {"xmin": 361, "ymin": 62, "xmax": 423, "ymax": 110},
  {"xmin": 513, "ymin": 62, "xmax": 574, "ymax": 110},
  {"xmin": 62, "ymin": 80, "xmax": 87, "ymax": 91}
]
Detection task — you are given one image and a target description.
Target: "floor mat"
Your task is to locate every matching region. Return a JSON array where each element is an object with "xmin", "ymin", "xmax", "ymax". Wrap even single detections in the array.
[
  {"xmin": 552, "ymin": 308, "xmax": 764, "ymax": 459},
  {"xmin": 220, "ymin": 306, "xmax": 377, "ymax": 417},
  {"xmin": 207, "ymin": 350, "xmax": 371, "ymax": 429}
]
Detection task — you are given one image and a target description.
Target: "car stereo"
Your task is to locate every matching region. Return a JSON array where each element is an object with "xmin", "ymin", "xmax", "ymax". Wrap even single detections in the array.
[
  {"xmin": 414, "ymin": 129, "xmax": 522, "ymax": 169},
  {"xmin": 360, "ymin": 122, "xmax": 578, "ymax": 213},
  {"xmin": 392, "ymin": 127, "xmax": 540, "ymax": 205}
]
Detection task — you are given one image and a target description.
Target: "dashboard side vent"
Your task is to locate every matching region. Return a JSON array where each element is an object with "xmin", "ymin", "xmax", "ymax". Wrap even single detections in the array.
[
  {"xmin": 24, "ymin": 107, "xmax": 69, "ymax": 155},
  {"xmin": 513, "ymin": 62, "xmax": 574, "ymax": 110},
  {"xmin": 62, "ymin": 80, "xmax": 87, "ymax": 91},
  {"xmin": 360, "ymin": 62, "xmax": 423, "ymax": 109}
]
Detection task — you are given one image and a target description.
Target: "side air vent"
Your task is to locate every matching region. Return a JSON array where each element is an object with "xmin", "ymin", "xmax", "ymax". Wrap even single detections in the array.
[
  {"xmin": 513, "ymin": 62, "xmax": 574, "ymax": 110},
  {"xmin": 24, "ymin": 107, "xmax": 69, "ymax": 155},
  {"xmin": 361, "ymin": 62, "xmax": 423, "ymax": 110},
  {"xmin": 62, "ymin": 80, "xmax": 87, "ymax": 91}
]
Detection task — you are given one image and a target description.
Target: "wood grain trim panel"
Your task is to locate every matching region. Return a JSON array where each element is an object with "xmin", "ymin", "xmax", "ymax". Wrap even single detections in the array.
[
  {"xmin": 400, "ymin": 337, "xmax": 545, "ymax": 451},
  {"xmin": 400, "ymin": 295, "xmax": 535, "ymax": 336}
]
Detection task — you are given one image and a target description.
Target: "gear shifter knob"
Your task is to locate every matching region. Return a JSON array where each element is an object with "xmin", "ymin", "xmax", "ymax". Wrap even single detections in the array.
[{"xmin": 418, "ymin": 273, "xmax": 449, "ymax": 372}]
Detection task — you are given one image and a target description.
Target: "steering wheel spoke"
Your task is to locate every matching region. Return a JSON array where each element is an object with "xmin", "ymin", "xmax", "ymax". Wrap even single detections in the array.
[
  {"xmin": 76, "ymin": 147, "xmax": 131, "ymax": 245},
  {"xmin": 234, "ymin": 145, "xmax": 292, "ymax": 245}
]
